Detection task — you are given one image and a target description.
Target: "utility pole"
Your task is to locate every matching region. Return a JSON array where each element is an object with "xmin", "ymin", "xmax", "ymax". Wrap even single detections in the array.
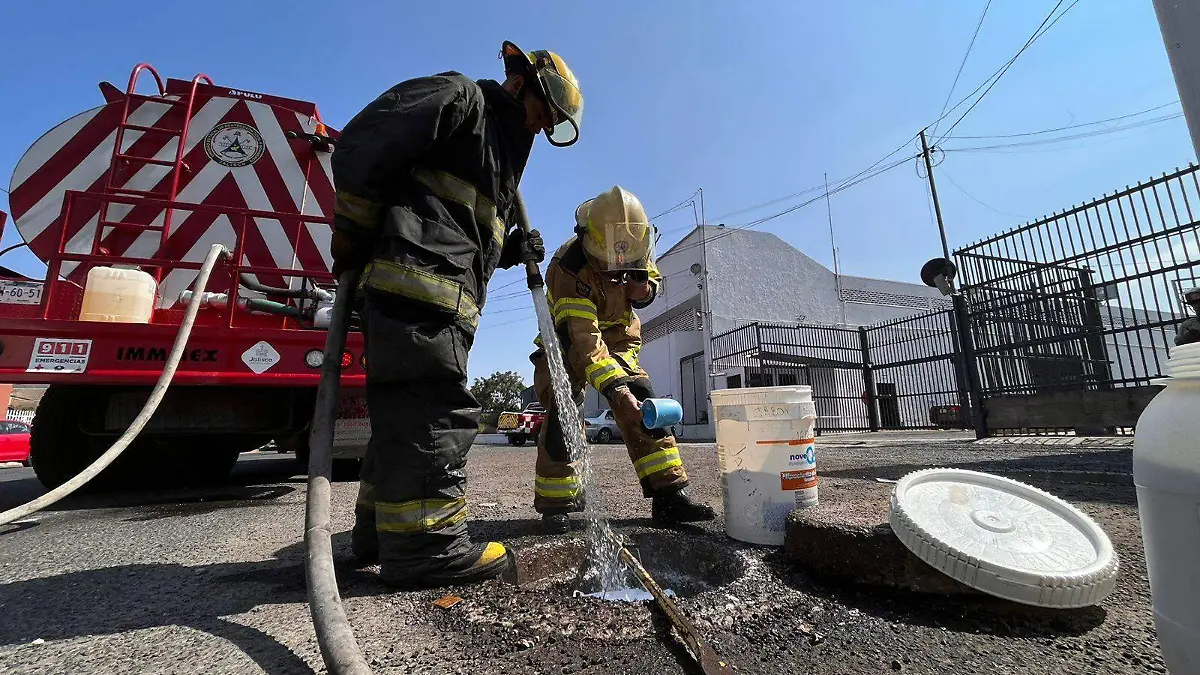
[
  {"xmin": 824, "ymin": 172, "xmax": 846, "ymax": 325},
  {"xmin": 919, "ymin": 128, "xmax": 987, "ymax": 438},
  {"xmin": 697, "ymin": 188, "xmax": 716, "ymax": 428},
  {"xmin": 1153, "ymin": 0, "xmax": 1200, "ymax": 160},
  {"xmin": 919, "ymin": 128, "xmax": 953, "ymax": 265}
]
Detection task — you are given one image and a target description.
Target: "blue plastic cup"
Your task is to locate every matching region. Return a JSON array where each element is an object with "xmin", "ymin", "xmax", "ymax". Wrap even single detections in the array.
[{"xmin": 641, "ymin": 398, "xmax": 683, "ymax": 429}]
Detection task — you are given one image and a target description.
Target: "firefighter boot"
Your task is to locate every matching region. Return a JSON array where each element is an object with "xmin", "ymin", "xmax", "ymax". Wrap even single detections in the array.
[
  {"xmin": 381, "ymin": 542, "xmax": 512, "ymax": 588},
  {"xmin": 542, "ymin": 513, "xmax": 570, "ymax": 534},
  {"xmin": 351, "ymin": 482, "xmax": 379, "ymax": 564},
  {"xmin": 651, "ymin": 489, "xmax": 715, "ymax": 524}
]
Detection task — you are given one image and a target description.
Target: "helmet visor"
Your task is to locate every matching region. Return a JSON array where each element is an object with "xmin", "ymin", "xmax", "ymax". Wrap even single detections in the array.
[
  {"xmin": 587, "ymin": 221, "xmax": 655, "ymax": 272},
  {"xmin": 539, "ymin": 69, "xmax": 584, "ymax": 147}
]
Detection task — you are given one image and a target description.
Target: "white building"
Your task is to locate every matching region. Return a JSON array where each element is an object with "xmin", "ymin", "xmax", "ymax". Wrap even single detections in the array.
[{"xmin": 585, "ymin": 226, "xmax": 949, "ymax": 438}]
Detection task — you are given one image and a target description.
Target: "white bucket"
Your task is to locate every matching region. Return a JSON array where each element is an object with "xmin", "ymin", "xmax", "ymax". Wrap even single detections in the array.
[{"xmin": 711, "ymin": 385, "xmax": 818, "ymax": 546}]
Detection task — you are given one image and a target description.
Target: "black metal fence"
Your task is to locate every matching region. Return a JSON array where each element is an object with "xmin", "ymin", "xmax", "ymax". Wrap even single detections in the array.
[
  {"xmin": 954, "ymin": 164, "xmax": 1198, "ymax": 432},
  {"xmin": 711, "ymin": 309, "xmax": 964, "ymax": 433},
  {"xmin": 710, "ymin": 165, "xmax": 1199, "ymax": 437}
]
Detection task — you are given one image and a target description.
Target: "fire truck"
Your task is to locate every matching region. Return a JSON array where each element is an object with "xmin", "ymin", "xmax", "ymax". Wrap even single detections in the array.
[
  {"xmin": 496, "ymin": 403, "xmax": 545, "ymax": 446},
  {"xmin": 0, "ymin": 64, "xmax": 368, "ymax": 489}
]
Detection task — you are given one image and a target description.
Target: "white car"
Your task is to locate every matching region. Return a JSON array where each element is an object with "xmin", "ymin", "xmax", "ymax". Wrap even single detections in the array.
[{"xmin": 583, "ymin": 409, "xmax": 622, "ymax": 444}]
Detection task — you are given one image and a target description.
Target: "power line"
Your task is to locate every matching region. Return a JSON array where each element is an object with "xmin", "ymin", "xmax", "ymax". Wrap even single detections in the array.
[
  {"xmin": 476, "ymin": 313, "xmax": 535, "ymax": 330},
  {"xmin": 480, "ymin": 304, "xmax": 533, "ymax": 315},
  {"xmin": 946, "ymin": 100, "xmax": 1181, "ymax": 140},
  {"xmin": 936, "ymin": 0, "xmax": 1080, "ymax": 142},
  {"xmin": 940, "ymin": 170, "xmax": 1027, "ymax": 219},
  {"xmin": 708, "ymin": 185, "xmax": 829, "ymax": 222},
  {"xmin": 662, "ymin": 153, "xmax": 917, "ymax": 257},
  {"xmin": 651, "ymin": 190, "xmax": 701, "ymax": 221},
  {"xmin": 705, "ymin": 132, "xmax": 921, "ymax": 228},
  {"xmin": 931, "ymin": 0, "xmax": 994, "ymax": 137},
  {"xmin": 944, "ymin": 112, "xmax": 1184, "ymax": 152}
]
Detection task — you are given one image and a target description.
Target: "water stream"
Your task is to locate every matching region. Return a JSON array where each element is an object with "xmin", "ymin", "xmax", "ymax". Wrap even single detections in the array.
[{"xmin": 531, "ymin": 289, "xmax": 626, "ymax": 595}]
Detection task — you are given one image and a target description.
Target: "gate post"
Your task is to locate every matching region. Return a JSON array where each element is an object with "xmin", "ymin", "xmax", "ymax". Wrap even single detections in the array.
[
  {"xmin": 947, "ymin": 306, "xmax": 972, "ymax": 429},
  {"xmin": 952, "ymin": 293, "xmax": 988, "ymax": 439},
  {"xmin": 1078, "ymin": 269, "xmax": 1113, "ymax": 389},
  {"xmin": 858, "ymin": 326, "xmax": 880, "ymax": 432}
]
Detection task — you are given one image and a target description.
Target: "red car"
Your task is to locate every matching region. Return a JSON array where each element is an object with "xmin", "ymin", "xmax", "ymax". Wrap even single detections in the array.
[{"xmin": 0, "ymin": 420, "xmax": 31, "ymax": 466}]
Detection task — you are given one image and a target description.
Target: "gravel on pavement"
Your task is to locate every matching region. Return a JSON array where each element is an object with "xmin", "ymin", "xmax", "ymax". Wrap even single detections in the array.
[{"xmin": 0, "ymin": 436, "xmax": 1161, "ymax": 674}]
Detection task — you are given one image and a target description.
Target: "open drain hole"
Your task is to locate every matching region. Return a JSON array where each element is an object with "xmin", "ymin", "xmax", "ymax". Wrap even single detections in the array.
[{"xmin": 507, "ymin": 530, "xmax": 745, "ymax": 600}]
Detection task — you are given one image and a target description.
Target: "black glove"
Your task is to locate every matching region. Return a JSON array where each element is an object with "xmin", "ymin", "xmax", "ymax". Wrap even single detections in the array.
[
  {"xmin": 330, "ymin": 228, "xmax": 373, "ymax": 276},
  {"xmin": 498, "ymin": 228, "xmax": 545, "ymax": 269}
]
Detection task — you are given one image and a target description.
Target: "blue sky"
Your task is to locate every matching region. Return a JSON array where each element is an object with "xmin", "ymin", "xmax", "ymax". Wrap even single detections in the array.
[{"xmin": 0, "ymin": 1, "xmax": 1193, "ymax": 387}]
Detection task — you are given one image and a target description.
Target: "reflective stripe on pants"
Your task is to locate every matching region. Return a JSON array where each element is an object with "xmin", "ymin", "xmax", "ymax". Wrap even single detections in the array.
[
  {"xmin": 633, "ymin": 447, "xmax": 683, "ymax": 480},
  {"xmin": 535, "ymin": 474, "xmax": 582, "ymax": 499},
  {"xmin": 375, "ymin": 498, "xmax": 468, "ymax": 533}
]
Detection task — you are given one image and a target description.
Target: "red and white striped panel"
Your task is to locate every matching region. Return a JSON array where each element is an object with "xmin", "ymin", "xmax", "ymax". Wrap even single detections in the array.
[{"xmin": 7, "ymin": 79, "xmax": 336, "ymax": 306}]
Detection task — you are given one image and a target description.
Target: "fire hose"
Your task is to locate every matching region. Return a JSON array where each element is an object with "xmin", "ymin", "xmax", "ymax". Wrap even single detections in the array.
[
  {"xmin": 303, "ymin": 268, "xmax": 371, "ymax": 675},
  {"xmin": 0, "ymin": 243, "xmax": 231, "ymax": 527}
]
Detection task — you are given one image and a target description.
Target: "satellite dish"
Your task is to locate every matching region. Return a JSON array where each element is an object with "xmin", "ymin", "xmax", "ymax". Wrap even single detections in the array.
[{"xmin": 920, "ymin": 258, "xmax": 957, "ymax": 296}]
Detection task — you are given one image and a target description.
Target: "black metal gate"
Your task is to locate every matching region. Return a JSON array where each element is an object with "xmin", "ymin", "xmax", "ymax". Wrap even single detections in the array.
[
  {"xmin": 955, "ymin": 165, "xmax": 1200, "ymax": 434},
  {"xmin": 710, "ymin": 309, "xmax": 964, "ymax": 434}
]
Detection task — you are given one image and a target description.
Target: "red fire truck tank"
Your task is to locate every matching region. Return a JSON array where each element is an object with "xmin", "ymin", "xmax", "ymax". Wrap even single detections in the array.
[{"xmin": 0, "ymin": 64, "xmax": 367, "ymax": 489}]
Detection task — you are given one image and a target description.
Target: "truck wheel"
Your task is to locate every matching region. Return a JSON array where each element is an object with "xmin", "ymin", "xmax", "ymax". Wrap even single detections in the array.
[
  {"xmin": 181, "ymin": 440, "xmax": 243, "ymax": 486},
  {"xmin": 30, "ymin": 385, "xmax": 118, "ymax": 490},
  {"xmin": 508, "ymin": 434, "xmax": 527, "ymax": 447}
]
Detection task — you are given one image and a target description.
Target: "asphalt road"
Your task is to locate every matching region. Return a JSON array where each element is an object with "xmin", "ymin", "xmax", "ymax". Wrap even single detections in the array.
[{"xmin": 0, "ymin": 439, "xmax": 1160, "ymax": 674}]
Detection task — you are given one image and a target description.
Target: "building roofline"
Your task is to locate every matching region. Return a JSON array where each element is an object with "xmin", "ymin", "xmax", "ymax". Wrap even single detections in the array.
[{"xmin": 659, "ymin": 225, "xmax": 738, "ymax": 258}]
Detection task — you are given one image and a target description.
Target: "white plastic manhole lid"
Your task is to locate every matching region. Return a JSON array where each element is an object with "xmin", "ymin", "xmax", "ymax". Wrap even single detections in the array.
[{"xmin": 889, "ymin": 468, "xmax": 1119, "ymax": 608}]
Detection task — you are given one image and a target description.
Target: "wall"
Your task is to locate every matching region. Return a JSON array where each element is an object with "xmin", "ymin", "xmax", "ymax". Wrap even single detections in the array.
[
  {"xmin": 704, "ymin": 227, "xmax": 842, "ymax": 335},
  {"xmin": 839, "ymin": 275, "xmax": 949, "ymax": 326},
  {"xmin": 641, "ymin": 227, "xmax": 960, "ymax": 439}
]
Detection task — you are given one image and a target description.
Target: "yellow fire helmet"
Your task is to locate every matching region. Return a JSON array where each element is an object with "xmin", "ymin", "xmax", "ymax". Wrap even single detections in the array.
[
  {"xmin": 575, "ymin": 186, "xmax": 656, "ymax": 272},
  {"xmin": 501, "ymin": 41, "xmax": 584, "ymax": 147}
]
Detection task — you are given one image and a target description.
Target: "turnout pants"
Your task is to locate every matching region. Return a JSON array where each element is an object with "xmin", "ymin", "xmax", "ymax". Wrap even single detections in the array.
[
  {"xmin": 532, "ymin": 354, "xmax": 688, "ymax": 514},
  {"xmin": 352, "ymin": 292, "xmax": 480, "ymax": 574}
]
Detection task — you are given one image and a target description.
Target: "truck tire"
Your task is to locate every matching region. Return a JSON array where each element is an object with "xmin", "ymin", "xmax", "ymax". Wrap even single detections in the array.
[
  {"xmin": 178, "ymin": 438, "xmax": 246, "ymax": 486},
  {"xmin": 508, "ymin": 433, "xmax": 527, "ymax": 447},
  {"xmin": 30, "ymin": 385, "xmax": 123, "ymax": 490}
]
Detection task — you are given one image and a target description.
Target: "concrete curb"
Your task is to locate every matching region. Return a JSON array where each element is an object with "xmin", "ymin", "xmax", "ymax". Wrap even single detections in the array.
[
  {"xmin": 784, "ymin": 505, "xmax": 979, "ymax": 596},
  {"xmin": 975, "ymin": 436, "xmax": 1134, "ymax": 448}
]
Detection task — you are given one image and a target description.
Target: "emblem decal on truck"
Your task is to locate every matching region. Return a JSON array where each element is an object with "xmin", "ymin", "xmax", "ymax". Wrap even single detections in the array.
[
  {"xmin": 241, "ymin": 341, "xmax": 281, "ymax": 374},
  {"xmin": 204, "ymin": 122, "xmax": 265, "ymax": 168},
  {"xmin": 27, "ymin": 338, "xmax": 92, "ymax": 373}
]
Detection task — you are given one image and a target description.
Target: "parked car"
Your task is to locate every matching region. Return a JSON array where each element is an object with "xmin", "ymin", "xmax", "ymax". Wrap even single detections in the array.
[
  {"xmin": 0, "ymin": 420, "xmax": 31, "ymax": 466},
  {"xmin": 584, "ymin": 409, "xmax": 622, "ymax": 444}
]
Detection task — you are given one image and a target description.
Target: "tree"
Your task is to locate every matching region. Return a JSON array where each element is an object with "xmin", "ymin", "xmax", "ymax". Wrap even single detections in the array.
[{"xmin": 471, "ymin": 371, "xmax": 526, "ymax": 421}]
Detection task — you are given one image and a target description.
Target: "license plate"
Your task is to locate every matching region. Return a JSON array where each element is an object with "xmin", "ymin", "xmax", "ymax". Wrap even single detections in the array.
[{"xmin": 0, "ymin": 280, "xmax": 43, "ymax": 305}]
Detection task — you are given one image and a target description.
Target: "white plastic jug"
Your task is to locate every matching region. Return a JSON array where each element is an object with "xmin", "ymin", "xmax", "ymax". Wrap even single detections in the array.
[
  {"xmin": 711, "ymin": 385, "xmax": 818, "ymax": 546},
  {"xmin": 78, "ymin": 266, "xmax": 157, "ymax": 323},
  {"xmin": 1135, "ymin": 341, "xmax": 1200, "ymax": 674}
]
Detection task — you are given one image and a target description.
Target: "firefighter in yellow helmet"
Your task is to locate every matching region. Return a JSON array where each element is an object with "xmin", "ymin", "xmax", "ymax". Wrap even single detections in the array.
[
  {"xmin": 329, "ymin": 42, "xmax": 582, "ymax": 586},
  {"xmin": 530, "ymin": 186, "xmax": 716, "ymax": 533}
]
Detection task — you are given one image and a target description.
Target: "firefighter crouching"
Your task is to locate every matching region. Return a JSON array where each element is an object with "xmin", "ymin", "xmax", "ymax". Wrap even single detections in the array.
[
  {"xmin": 531, "ymin": 186, "xmax": 716, "ymax": 533},
  {"xmin": 329, "ymin": 43, "xmax": 583, "ymax": 586}
]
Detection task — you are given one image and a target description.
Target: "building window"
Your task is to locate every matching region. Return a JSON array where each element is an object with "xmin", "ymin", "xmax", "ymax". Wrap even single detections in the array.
[{"xmin": 680, "ymin": 352, "xmax": 707, "ymax": 424}]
